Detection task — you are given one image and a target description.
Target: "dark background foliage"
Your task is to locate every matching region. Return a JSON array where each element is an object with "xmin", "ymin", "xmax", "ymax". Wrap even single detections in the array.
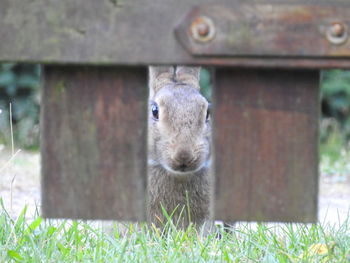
[
  {"xmin": 0, "ymin": 64, "xmax": 40, "ymax": 150},
  {"xmin": 0, "ymin": 65, "xmax": 349, "ymax": 152},
  {"xmin": 321, "ymin": 70, "xmax": 350, "ymax": 140}
]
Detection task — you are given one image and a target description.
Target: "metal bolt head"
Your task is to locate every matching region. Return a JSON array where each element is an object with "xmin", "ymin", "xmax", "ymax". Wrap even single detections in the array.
[
  {"xmin": 190, "ymin": 16, "xmax": 215, "ymax": 43},
  {"xmin": 196, "ymin": 22, "xmax": 210, "ymax": 37},
  {"xmin": 326, "ymin": 22, "xmax": 348, "ymax": 45},
  {"xmin": 330, "ymin": 23, "xmax": 346, "ymax": 38}
]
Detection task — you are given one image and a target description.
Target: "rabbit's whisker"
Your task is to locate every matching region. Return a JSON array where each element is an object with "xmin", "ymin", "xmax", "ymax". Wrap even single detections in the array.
[{"xmin": 148, "ymin": 159, "xmax": 160, "ymax": 166}]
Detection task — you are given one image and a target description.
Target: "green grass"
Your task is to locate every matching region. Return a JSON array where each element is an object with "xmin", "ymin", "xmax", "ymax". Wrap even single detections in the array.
[{"xmin": 0, "ymin": 201, "xmax": 349, "ymax": 263}]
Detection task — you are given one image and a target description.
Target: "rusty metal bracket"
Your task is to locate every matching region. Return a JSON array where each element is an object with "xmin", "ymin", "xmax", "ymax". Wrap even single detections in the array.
[{"xmin": 175, "ymin": 4, "xmax": 350, "ymax": 57}]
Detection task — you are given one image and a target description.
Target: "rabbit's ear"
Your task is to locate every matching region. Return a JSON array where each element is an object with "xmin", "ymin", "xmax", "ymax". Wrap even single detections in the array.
[
  {"xmin": 149, "ymin": 66, "xmax": 175, "ymax": 96},
  {"xmin": 175, "ymin": 66, "xmax": 201, "ymax": 90}
]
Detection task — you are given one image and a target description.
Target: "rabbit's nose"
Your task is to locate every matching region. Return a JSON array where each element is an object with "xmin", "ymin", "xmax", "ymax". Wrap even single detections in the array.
[
  {"xmin": 177, "ymin": 150, "xmax": 191, "ymax": 161},
  {"xmin": 174, "ymin": 150, "xmax": 194, "ymax": 169}
]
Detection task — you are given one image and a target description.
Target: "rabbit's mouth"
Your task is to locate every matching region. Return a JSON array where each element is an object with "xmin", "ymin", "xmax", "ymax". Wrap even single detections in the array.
[
  {"xmin": 148, "ymin": 157, "xmax": 211, "ymax": 176},
  {"xmin": 161, "ymin": 158, "xmax": 211, "ymax": 176}
]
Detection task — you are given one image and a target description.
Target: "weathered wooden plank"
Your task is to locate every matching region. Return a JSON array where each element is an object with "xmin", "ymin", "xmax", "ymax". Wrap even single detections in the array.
[
  {"xmin": 1, "ymin": 0, "xmax": 350, "ymax": 68},
  {"xmin": 41, "ymin": 66, "xmax": 148, "ymax": 220},
  {"xmin": 176, "ymin": 4, "xmax": 350, "ymax": 57},
  {"xmin": 213, "ymin": 69, "xmax": 319, "ymax": 222}
]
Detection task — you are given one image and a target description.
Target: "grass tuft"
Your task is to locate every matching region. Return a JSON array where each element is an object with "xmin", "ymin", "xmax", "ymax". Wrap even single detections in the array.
[{"xmin": 0, "ymin": 200, "xmax": 349, "ymax": 262}]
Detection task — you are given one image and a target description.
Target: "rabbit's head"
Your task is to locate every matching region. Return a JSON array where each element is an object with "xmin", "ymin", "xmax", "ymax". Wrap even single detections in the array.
[{"xmin": 148, "ymin": 66, "xmax": 211, "ymax": 176}]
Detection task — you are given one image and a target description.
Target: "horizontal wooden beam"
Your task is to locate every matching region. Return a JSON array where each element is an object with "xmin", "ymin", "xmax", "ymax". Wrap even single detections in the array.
[
  {"xmin": 1, "ymin": 0, "xmax": 350, "ymax": 68},
  {"xmin": 175, "ymin": 4, "xmax": 350, "ymax": 57}
]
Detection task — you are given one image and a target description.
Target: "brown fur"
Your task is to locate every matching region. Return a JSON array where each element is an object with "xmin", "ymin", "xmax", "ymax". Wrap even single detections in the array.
[{"xmin": 147, "ymin": 66, "xmax": 211, "ymax": 228}]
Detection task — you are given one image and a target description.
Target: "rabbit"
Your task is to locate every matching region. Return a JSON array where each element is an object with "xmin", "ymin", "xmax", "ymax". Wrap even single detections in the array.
[{"xmin": 147, "ymin": 66, "xmax": 212, "ymax": 229}]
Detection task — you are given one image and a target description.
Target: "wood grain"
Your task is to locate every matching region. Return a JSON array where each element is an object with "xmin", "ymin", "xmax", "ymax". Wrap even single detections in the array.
[
  {"xmin": 176, "ymin": 4, "xmax": 350, "ymax": 57},
  {"xmin": 213, "ymin": 69, "xmax": 319, "ymax": 222},
  {"xmin": 41, "ymin": 66, "xmax": 148, "ymax": 220},
  {"xmin": 1, "ymin": 0, "xmax": 350, "ymax": 68}
]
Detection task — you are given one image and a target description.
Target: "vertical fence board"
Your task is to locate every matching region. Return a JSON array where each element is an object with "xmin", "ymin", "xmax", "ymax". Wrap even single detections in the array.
[
  {"xmin": 213, "ymin": 69, "xmax": 319, "ymax": 222},
  {"xmin": 41, "ymin": 66, "xmax": 147, "ymax": 221}
]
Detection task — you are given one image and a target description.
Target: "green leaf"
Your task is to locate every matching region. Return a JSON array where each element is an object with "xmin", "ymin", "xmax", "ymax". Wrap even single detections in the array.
[
  {"xmin": 14, "ymin": 206, "xmax": 27, "ymax": 232},
  {"xmin": 1, "ymin": 63, "xmax": 16, "ymax": 71},
  {"xmin": 5, "ymin": 84, "xmax": 17, "ymax": 96},
  {"xmin": 0, "ymin": 71, "xmax": 15, "ymax": 86},
  {"xmin": 57, "ymin": 242, "xmax": 70, "ymax": 257},
  {"xmin": 47, "ymin": 226, "xmax": 57, "ymax": 237},
  {"xmin": 24, "ymin": 216, "xmax": 42, "ymax": 235},
  {"xmin": 17, "ymin": 74, "xmax": 39, "ymax": 88},
  {"xmin": 7, "ymin": 250, "xmax": 23, "ymax": 262}
]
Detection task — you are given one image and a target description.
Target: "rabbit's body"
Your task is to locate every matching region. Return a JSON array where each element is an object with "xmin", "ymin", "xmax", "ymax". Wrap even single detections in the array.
[
  {"xmin": 147, "ymin": 66, "xmax": 211, "ymax": 228},
  {"xmin": 148, "ymin": 164, "xmax": 210, "ymax": 227}
]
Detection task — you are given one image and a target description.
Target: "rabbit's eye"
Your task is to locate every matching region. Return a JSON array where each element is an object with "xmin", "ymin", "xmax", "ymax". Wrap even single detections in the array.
[
  {"xmin": 206, "ymin": 104, "xmax": 211, "ymax": 122},
  {"xmin": 152, "ymin": 103, "xmax": 159, "ymax": 120}
]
